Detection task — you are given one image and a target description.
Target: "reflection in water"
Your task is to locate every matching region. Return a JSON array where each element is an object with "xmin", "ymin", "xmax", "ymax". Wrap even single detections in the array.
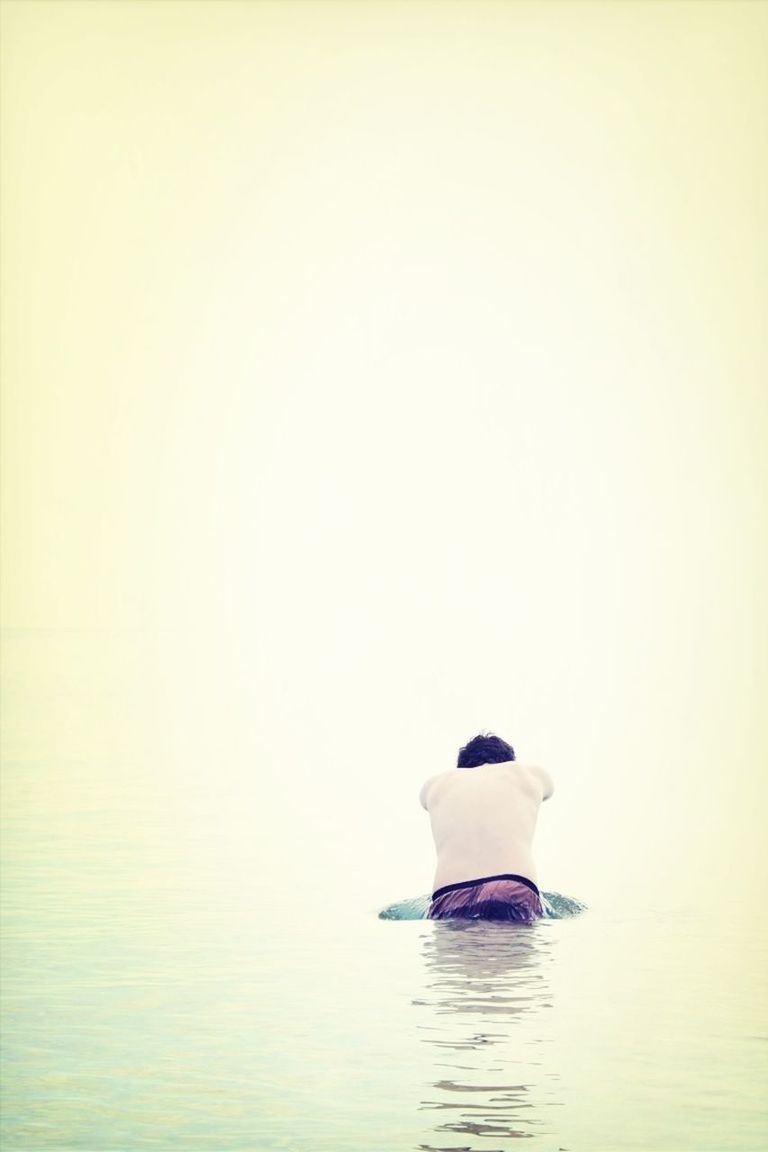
[{"xmin": 414, "ymin": 921, "xmax": 560, "ymax": 1151}]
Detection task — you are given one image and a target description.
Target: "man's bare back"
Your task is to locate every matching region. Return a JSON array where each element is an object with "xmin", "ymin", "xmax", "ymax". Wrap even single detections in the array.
[{"xmin": 420, "ymin": 757, "xmax": 554, "ymax": 896}]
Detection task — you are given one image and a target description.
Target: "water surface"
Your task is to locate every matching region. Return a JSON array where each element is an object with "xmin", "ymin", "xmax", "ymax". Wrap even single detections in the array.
[{"xmin": 2, "ymin": 633, "xmax": 766, "ymax": 1150}]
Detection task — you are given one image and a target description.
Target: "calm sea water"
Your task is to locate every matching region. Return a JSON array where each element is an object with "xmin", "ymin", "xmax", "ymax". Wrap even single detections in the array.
[{"xmin": 2, "ymin": 633, "xmax": 766, "ymax": 1151}]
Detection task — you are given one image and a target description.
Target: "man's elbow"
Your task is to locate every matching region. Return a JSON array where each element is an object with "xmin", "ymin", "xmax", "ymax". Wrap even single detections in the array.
[{"xmin": 533, "ymin": 766, "xmax": 554, "ymax": 801}]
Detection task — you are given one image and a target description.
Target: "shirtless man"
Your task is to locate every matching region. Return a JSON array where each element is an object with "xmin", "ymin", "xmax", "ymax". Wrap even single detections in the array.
[{"xmin": 419, "ymin": 732, "xmax": 554, "ymax": 922}]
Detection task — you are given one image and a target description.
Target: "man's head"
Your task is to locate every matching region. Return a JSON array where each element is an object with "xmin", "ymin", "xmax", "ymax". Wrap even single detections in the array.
[{"xmin": 457, "ymin": 732, "xmax": 516, "ymax": 768}]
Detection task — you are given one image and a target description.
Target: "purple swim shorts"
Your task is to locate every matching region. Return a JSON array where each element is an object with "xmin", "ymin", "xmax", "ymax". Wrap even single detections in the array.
[{"xmin": 427, "ymin": 873, "xmax": 545, "ymax": 923}]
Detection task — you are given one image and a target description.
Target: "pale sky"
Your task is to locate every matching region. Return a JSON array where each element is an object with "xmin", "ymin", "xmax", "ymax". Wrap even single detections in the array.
[{"xmin": 2, "ymin": 0, "xmax": 767, "ymax": 910}]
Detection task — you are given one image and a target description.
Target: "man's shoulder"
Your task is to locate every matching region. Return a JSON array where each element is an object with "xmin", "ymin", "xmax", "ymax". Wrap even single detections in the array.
[
  {"xmin": 523, "ymin": 763, "xmax": 555, "ymax": 800},
  {"xmin": 483, "ymin": 761, "xmax": 554, "ymax": 801},
  {"xmin": 419, "ymin": 769, "xmax": 457, "ymax": 809}
]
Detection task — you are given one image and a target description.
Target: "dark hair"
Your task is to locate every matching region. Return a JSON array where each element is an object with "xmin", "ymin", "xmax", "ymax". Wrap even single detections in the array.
[{"xmin": 457, "ymin": 732, "xmax": 516, "ymax": 768}]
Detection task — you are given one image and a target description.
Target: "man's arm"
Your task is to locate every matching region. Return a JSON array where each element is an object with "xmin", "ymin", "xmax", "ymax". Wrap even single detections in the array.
[
  {"xmin": 529, "ymin": 764, "xmax": 554, "ymax": 801},
  {"xmin": 419, "ymin": 774, "xmax": 437, "ymax": 810}
]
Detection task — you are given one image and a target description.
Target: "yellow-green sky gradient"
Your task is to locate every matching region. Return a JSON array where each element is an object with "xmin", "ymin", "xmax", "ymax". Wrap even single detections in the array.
[{"xmin": 2, "ymin": 1, "xmax": 767, "ymax": 904}]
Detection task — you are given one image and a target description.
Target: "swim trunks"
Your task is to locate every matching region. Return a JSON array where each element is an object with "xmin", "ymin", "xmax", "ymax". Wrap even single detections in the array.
[{"xmin": 427, "ymin": 873, "xmax": 545, "ymax": 922}]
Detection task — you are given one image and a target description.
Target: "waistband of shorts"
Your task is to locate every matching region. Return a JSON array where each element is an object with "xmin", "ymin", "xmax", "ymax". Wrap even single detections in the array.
[{"xmin": 432, "ymin": 873, "xmax": 541, "ymax": 901}]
